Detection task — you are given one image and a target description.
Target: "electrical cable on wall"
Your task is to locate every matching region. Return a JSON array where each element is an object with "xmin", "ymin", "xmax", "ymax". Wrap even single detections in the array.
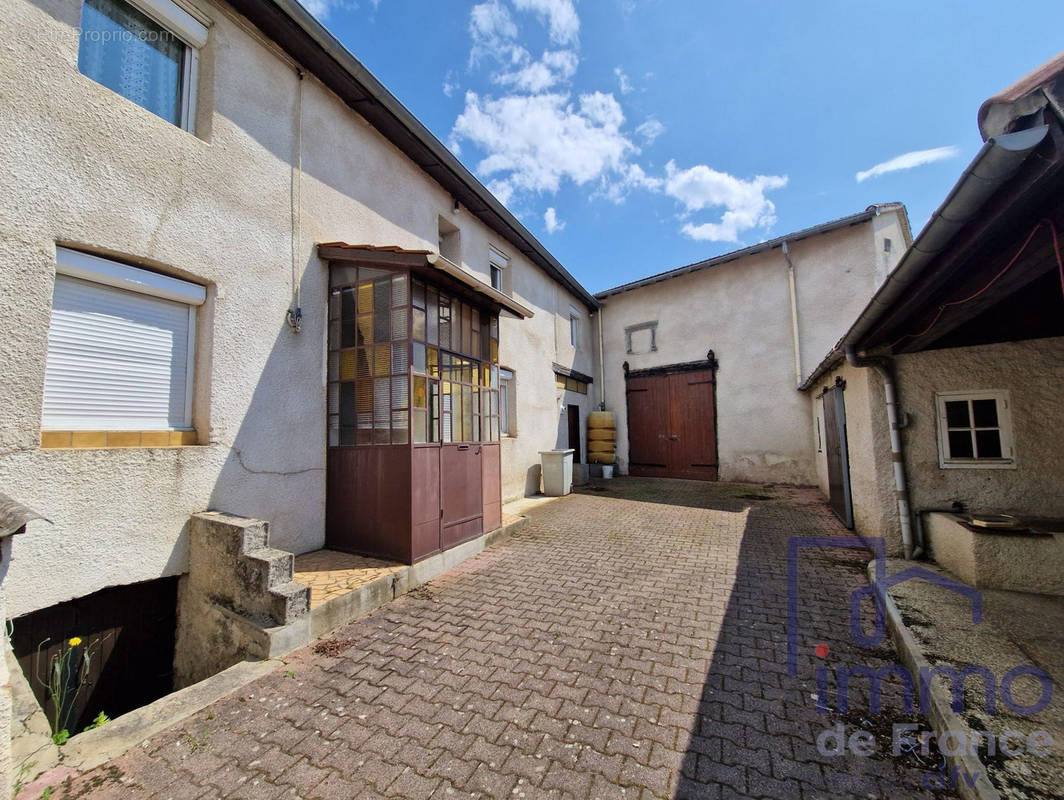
[
  {"xmin": 890, "ymin": 218, "xmax": 1064, "ymax": 349},
  {"xmin": 286, "ymin": 69, "xmax": 305, "ymax": 333}
]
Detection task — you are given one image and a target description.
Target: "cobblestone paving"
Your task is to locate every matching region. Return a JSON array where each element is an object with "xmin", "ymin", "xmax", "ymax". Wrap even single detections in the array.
[{"xmin": 50, "ymin": 479, "xmax": 946, "ymax": 799}]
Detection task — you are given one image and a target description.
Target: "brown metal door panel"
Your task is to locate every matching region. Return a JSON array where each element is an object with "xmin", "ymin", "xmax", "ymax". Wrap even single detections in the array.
[
  {"xmin": 667, "ymin": 371, "xmax": 719, "ymax": 480},
  {"xmin": 481, "ymin": 443, "xmax": 502, "ymax": 533},
  {"xmin": 822, "ymin": 387, "xmax": 854, "ymax": 528},
  {"xmin": 626, "ymin": 375, "xmax": 670, "ymax": 474},
  {"xmin": 327, "ymin": 446, "xmax": 413, "ymax": 562},
  {"xmin": 441, "ymin": 443, "xmax": 483, "ymax": 547},
  {"xmin": 566, "ymin": 405, "xmax": 581, "ymax": 463},
  {"xmin": 411, "ymin": 445, "xmax": 442, "ymax": 560}
]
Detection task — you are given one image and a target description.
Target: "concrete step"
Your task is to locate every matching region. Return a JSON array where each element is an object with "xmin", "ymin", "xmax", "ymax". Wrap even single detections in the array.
[
  {"xmin": 243, "ymin": 547, "xmax": 295, "ymax": 591},
  {"xmin": 269, "ymin": 581, "xmax": 310, "ymax": 624}
]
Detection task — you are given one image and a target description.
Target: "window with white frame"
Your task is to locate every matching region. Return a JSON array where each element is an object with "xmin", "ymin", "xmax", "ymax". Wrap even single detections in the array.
[
  {"xmin": 77, "ymin": 0, "xmax": 207, "ymax": 132},
  {"xmin": 935, "ymin": 390, "xmax": 1015, "ymax": 468},
  {"xmin": 42, "ymin": 248, "xmax": 205, "ymax": 431},
  {"xmin": 489, "ymin": 247, "xmax": 508, "ymax": 292},
  {"xmin": 499, "ymin": 368, "xmax": 515, "ymax": 435},
  {"xmin": 569, "ymin": 307, "xmax": 580, "ymax": 347}
]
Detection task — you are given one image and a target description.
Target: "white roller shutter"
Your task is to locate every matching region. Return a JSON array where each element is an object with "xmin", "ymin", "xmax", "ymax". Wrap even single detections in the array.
[{"xmin": 42, "ymin": 274, "xmax": 196, "ymax": 430}]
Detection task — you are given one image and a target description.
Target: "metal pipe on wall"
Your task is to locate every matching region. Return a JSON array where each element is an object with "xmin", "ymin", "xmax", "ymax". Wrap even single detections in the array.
[
  {"xmin": 845, "ymin": 345, "xmax": 917, "ymax": 559},
  {"xmin": 596, "ymin": 307, "xmax": 606, "ymax": 410},
  {"xmin": 783, "ymin": 241, "xmax": 802, "ymax": 386}
]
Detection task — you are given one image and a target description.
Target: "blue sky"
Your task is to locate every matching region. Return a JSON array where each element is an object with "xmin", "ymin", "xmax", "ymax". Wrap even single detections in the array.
[{"xmin": 304, "ymin": 0, "xmax": 1062, "ymax": 293}]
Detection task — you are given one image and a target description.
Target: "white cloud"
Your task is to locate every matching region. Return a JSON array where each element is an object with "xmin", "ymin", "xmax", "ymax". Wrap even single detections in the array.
[
  {"xmin": 614, "ymin": 67, "xmax": 633, "ymax": 94},
  {"xmin": 855, "ymin": 146, "xmax": 959, "ymax": 182},
  {"xmin": 452, "ymin": 90, "xmax": 635, "ymax": 200},
  {"xmin": 442, "ymin": 69, "xmax": 459, "ymax": 97},
  {"xmin": 495, "ymin": 49, "xmax": 578, "ymax": 92},
  {"xmin": 469, "ymin": 0, "xmax": 522, "ymax": 65},
  {"xmin": 635, "ymin": 117, "xmax": 664, "ymax": 144},
  {"xmin": 512, "ymin": 0, "xmax": 580, "ymax": 45},
  {"xmin": 663, "ymin": 161, "xmax": 788, "ymax": 242},
  {"xmin": 544, "ymin": 207, "xmax": 566, "ymax": 233}
]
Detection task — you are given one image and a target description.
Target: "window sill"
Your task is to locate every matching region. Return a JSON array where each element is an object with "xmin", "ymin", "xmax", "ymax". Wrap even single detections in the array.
[
  {"xmin": 41, "ymin": 430, "xmax": 199, "ymax": 449},
  {"xmin": 938, "ymin": 459, "xmax": 1017, "ymax": 470}
]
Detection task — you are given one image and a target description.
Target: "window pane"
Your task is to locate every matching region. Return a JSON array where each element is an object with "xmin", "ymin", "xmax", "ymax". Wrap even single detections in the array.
[
  {"xmin": 412, "ymin": 307, "xmax": 426, "ymax": 341},
  {"xmin": 975, "ymin": 429, "xmax": 1002, "ymax": 459},
  {"xmin": 357, "ymin": 282, "xmax": 373, "ymax": 314},
  {"xmin": 391, "ymin": 376, "xmax": 408, "ymax": 410},
  {"xmin": 413, "ymin": 342, "xmax": 426, "ymax": 374},
  {"xmin": 972, "ymin": 399, "xmax": 998, "ymax": 428},
  {"xmin": 945, "ymin": 400, "xmax": 970, "ymax": 429},
  {"xmin": 340, "ymin": 382, "xmax": 356, "ymax": 428},
  {"xmin": 428, "ymin": 347, "xmax": 439, "ymax": 377},
  {"xmin": 391, "ymin": 342, "xmax": 408, "ymax": 374},
  {"xmin": 412, "ymin": 279, "xmax": 425, "ymax": 309},
  {"xmin": 439, "ymin": 297, "xmax": 451, "ymax": 350},
  {"xmin": 413, "ymin": 376, "xmax": 427, "ymax": 408},
  {"xmin": 357, "ymin": 315, "xmax": 374, "ymax": 346},
  {"xmin": 391, "ymin": 308, "xmax": 407, "ymax": 341},
  {"xmin": 391, "ymin": 274, "xmax": 408, "ymax": 308},
  {"xmin": 340, "ymin": 350, "xmax": 357, "ymax": 381},
  {"xmin": 391, "ymin": 411, "xmax": 408, "ymax": 445},
  {"xmin": 373, "ymin": 281, "xmax": 390, "ymax": 341},
  {"xmin": 327, "ymin": 383, "xmax": 339, "ymax": 414},
  {"xmin": 340, "ymin": 288, "xmax": 356, "ymax": 348},
  {"xmin": 374, "ymin": 378, "xmax": 390, "ymax": 427},
  {"xmin": 79, "ymin": 0, "xmax": 185, "ymax": 126},
  {"xmin": 427, "ymin": 288, "xmax": 439, "ymax": 344},
  {"xmin": 462, "ymin": 385, "xmax": 473, "ymax": 442},
  {"xmin": 356, "ymin": 348, "xmax": 371, "ymax": 380},
  {"xmin": 948, "ymin": 430, "xmax": 974, "ymax": 459},
  {"xmin": 412, "ymin": 409, "xmax": 427, "ymax": 443},
  {"xmin": 372, "ymin": 344, "xmax": 389, "ymax": 376}
]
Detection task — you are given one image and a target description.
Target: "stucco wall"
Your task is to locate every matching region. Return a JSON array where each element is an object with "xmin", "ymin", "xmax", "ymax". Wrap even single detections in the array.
[
  {"xmin": 598, "ymin": 214, "xmax": 903, "ymax": 485},
  {"xmin": 810, "ymin": 363, "xmax": 901, "ymax": 554},
  {"xmin": 0, "ymin": 0, "xmax": 592, "ymax": 618},
  {"xmin": 894, "ymin": 337, "xmax": 1064, "ymax": 517}
]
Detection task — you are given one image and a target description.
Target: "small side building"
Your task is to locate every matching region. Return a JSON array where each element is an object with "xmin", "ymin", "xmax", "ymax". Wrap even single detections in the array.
[
  {"xmin": 802, "ymin": 53, "xmax": 1064, "ymax": 576},
  {"xmin": 594, "ymin": 205, "xmax": 909, "ymax": 485}
]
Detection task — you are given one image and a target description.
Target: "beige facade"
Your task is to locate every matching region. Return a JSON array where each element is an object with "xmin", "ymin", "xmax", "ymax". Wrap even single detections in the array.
[
  {"xmin": 0, "ymin": 0, "xmax": 593, "ymax": 619},
  {"xmin": 811, "ymin": 337, "xmax": 1064, "ymax": 556},
  {"xmin": 894, "ymin": 337, "xmax": 1064, "ymax": 517},
  {"xmin": 810, "ymin": 362, "xmax": 901, "ymax": 552},
  {"xmin": 596, "ymin": 207, "xmax": 908, "ymax": 484}
]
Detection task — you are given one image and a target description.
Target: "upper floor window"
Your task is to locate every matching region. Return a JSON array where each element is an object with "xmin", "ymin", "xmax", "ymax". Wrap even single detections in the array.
[
  {"xmin": 569, "ymin": 307, "xmax": 580, "ymax": 347},
  {"xmin": 935, "ymin": 390, "xmax": 1015, "ymax": 469},
  {"xmin": 78, "ymin": 0, "xmax": 207, "ymax": 132},
  {"xmin": 42, "ymin": 248, "xmax": 205, "ymax": 436},
  {"xmin": 489, "ymin": 247, "xmax": 509, "ymax": 292}
]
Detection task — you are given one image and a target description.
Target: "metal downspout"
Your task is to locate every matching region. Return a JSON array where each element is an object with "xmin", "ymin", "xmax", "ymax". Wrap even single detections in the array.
[
  {"xmin": 597, "ymin": 307, "xmax": 606, "ymax": 411},
  {"xmin": 783, "ymin": 241, "xmax": 802, "ymax": 386},
  {"xmin": 844, "ymin": 345, "xmax": 919, "ymax": 559}
]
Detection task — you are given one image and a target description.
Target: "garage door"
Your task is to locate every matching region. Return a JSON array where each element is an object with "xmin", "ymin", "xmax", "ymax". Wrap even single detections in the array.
[{"xmin": 625, "ymin": 361, "xmax": 718, "ymax": 480}]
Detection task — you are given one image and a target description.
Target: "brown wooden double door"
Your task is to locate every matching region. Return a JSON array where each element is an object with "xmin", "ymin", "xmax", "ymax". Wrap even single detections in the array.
[{"xmin": 626, "ymin": 366, "xmax": 718, "ymax": 480}]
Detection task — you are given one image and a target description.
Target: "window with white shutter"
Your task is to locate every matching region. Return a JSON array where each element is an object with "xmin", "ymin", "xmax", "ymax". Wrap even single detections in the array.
[{"xmin": 42, "ymin": 248, "xmax": 205, "ymax": 432}]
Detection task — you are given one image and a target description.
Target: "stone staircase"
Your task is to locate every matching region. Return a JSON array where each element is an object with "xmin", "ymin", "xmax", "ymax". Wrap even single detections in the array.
[{"xmin": 174, "ymin": 512, "xmax": 311, "ymax": 687}]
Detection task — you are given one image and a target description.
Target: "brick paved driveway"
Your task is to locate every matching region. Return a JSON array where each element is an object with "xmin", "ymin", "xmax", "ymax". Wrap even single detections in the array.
[{"xmin": 51, "ymin": 479, "xmax": 944, "ymax": 799}]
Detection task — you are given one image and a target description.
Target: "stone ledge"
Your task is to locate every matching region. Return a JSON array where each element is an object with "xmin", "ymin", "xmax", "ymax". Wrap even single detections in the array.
[{"xmin": 869, "ymin": 559, "xmax": 1001, "ymax": 800}]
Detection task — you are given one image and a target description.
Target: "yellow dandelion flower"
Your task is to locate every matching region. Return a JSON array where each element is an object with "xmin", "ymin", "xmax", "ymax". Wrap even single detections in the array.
[{"xmin": 68, "ymin": 637, "xmax": 82, "ymax": 647}]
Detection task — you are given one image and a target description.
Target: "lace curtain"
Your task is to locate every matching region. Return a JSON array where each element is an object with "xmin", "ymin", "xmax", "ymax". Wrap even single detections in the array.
[{"xmin": 78, "ymin": 0, "xmax": 185, "ymax": 125}]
